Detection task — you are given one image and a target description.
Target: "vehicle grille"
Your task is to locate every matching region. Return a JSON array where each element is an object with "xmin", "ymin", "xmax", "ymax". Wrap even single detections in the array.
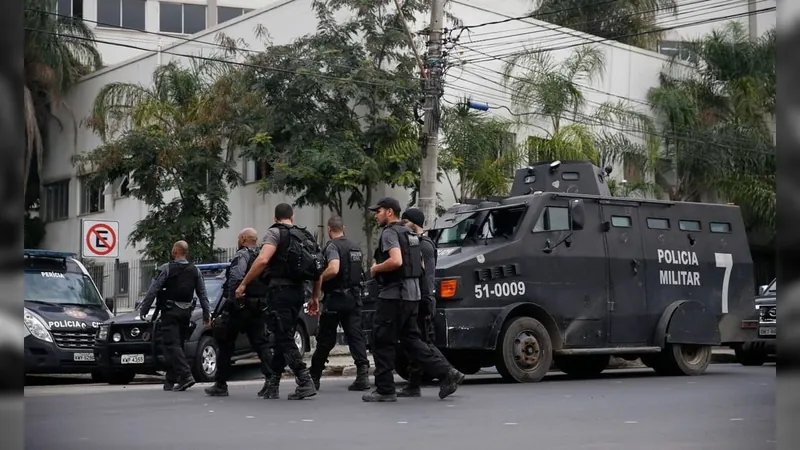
[
  {"xmin": 475, "ymin": 264, "xmax": 520, "ymax": 282},
  {"xmin": 52, "ymin": 330, "xmax": 96, "ymax": 350},
  {"xmin": 112, "ymin": 323, "xmax": 154, "ymax": 342},
  {"xmin": 759, "ymin": 306, "xmax": 776, "ymax": 323}
]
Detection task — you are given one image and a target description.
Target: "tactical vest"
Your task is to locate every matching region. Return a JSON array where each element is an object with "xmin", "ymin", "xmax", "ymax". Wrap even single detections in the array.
[
  {"xmin": 374, "ymin": 223, "xmax": 423, "ymax": 285},
  {"xmin": 162, "ymin": 261, "xmax": 198, "ymax": 303},
  {"xmin": 224, "ymin": 247, "xmax": 267, "ymax": 298},
  {"xmin": 321, "ymin": 237, "xmax": 363, "ymax": 293}
]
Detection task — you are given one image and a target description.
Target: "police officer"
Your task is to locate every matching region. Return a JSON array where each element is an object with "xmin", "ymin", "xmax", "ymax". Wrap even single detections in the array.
[
  {"xmin": 205, "ymin": 228, "xmax": 275, "ymax": 398},
  {"xmin": 363, "ymin": 197, "xmax": 465, "ymax": 402},
  {"xmin": 308, "ymin": 216, "xmax": 371, "ymax": 392},
  {"xmin": 397, "ymin": 207, "xmax": 449, "ymax": 398},
  {"xmin": 139, "ymin": 241, "xmax": 211, "ymax": 392},
  {"xmin": 236, "ymin": 203, "xmax": 317, "ymax": 400}
]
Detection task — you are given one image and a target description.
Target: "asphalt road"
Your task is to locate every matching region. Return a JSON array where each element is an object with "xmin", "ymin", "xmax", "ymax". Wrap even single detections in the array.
[{"xmin": 25, "ymin": 364, "xmax": 775, "ymax": 450}]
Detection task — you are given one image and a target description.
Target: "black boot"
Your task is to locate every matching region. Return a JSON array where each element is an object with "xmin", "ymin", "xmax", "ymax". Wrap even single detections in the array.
[
  {"xmin": 204, "ymin": 383, "xmax": 229, "ymax": 397},
  {"xmin": 362, "ymin": 389, "xmax": 397, "ymax": 402},
  {"xmin": 397, "ymin": 384, "xmax": 421, "ymax": 397},
  {"xmin": 347, "ymin": 365, "xmax": 371, "ymax": 391},
  {"xmin": 438, "ymin": 368, "xmax": 465, "ymax": 400},
  {"xmin": 263, "ymin": 373, "xmax": 281, "ymax": 399},
  {"xmin": 163, "ymin": 378, "xmax": 175, "ymax": 391},
  {"xmin": 257, "ymin": 380, "xmax": 269, "ymax": 397},
  {"xmin": 173, "ymin": 376, "xmax": 196, "ymax": 392},
  {"xmin": 287, "ymin": 369, "xmax": 317, "ymax": 400}
]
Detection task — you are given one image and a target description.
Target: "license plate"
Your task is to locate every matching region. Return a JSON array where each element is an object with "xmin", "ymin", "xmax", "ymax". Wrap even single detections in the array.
[
  {"xmin": 121, "ymin": 354, "xmax": 145, "ymax": 364},
  {"xmin": 759, "ymin": 326, "xmax": 777, "ymax": 336},
  {"xmin": 73, "ymin": 352, "xmax": 95, "ymax": 362}
]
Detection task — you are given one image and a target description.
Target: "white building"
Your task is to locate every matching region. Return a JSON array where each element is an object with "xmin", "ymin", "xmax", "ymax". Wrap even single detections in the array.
[{"xmin": 40, "ymin": 0, "xmax": 775, "ymax": 302}]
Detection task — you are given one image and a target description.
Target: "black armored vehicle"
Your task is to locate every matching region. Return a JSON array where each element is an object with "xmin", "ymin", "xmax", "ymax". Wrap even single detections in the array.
[
  {"xmin": 94, "ymin": 263, "xmax": 319, "ymax": 384},
  {"xmin": 364, "ymin": 160, "xmax": 758, "ymax": 382}
]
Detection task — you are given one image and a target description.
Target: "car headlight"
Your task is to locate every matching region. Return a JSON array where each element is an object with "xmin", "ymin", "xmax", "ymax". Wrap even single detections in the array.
[
  {"xmin": 96, "ymin": 324, "xmax": 109, "ymax": 341},
  {"xmin": 24, "ymin": 308, "xmax": 53, "ymax": 343},
  {"xmin": 112, "ymin": 333, "xmax": 122, "ymax": 343}
]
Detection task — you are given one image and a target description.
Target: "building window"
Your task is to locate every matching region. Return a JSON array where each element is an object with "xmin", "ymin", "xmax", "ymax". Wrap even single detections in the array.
[
  {"xmin": 97, "ymin": 0, "xmax": 146, "ymax": 31},
  {"xmin": 80, "ymin": 177, "xmax": 106, "ymax": 215},
  {"xmin": 657, "ymin": 40, "xmax": 697, "ymax": 64},
  {"xmin": 58, "ymin": 0, "xmax": 84, "ymax": 18},
  {"xmin": 113, "ymin": 173, "xmax": 131, "ymax": 198},
  {"xmin": 245, "ymin": 159, "xmax": 272, "ymax": 183},
  {"xmin": 160, "ymin": 2, "xmax": 207, "ymax": 34},
  {"xmin": 44, "ymin": 180, "xmax": 70, "ymax": 221},
  {"xmin": 218, "ymin": 6, "xmax": 253, "ymax": 24}
]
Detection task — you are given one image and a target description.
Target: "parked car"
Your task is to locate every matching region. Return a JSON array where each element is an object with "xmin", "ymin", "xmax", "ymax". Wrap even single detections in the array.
[
  {"xmin": 735, "ymin": 279, "xmax": 776, "ymax": 366},
  {"xmin": 94, "ymin": 262, "xmax": 319, "ymax": 384}
]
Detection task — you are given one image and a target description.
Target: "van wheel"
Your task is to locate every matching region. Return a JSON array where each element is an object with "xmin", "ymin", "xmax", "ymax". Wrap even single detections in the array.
[
  {"xmin": 107, "ymin": 370, "xmax": 136, "ymax": 385},
  {"xmin": 294, "ymin": 325, "xmax": 309, "ymax": 355},
  {"xmin": 554, "ymin": 355, "xmax": 609, "ymax": 378},
  {"xmin": 495, "ymin": 316, "xmax": 553, "ymax": 383},
  {"xmin": 193, "ymin": 336, "xmax": 219, "ymax": 383},
  {"xmin": 735, "ymin": 343, "xmax": 766, "ymax": 366}
]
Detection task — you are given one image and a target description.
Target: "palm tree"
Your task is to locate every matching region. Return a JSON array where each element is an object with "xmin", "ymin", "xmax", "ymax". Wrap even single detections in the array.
[
  {"xmin": 439, "ymin": 101, "xmax": 527, "ymax": 201},
  {"xmin": 529, "ymin": 0, "xmax": 677, "ymax": 49},
  {"xmin": 24, "ymin": 0, "xmax": 102, "ymax": 203},
  {"xmin": 646, "ymin": 22, "xmax": 776, "ymax": 232}
]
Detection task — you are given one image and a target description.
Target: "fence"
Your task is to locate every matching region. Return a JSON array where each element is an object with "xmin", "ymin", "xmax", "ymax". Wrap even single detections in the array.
[{"xmin": 81, "ymin": 247, "xmax": 239, "ymax": 312}]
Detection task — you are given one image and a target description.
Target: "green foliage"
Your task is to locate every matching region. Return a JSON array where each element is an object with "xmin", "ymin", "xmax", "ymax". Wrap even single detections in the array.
[
  {"xmin": 24, "ymin": 0, "xmax": 102, "ymax": 244},
  {"xmin": 74, "ymin": 60, "xmax": 248, "ymax": 262},
  {"xmin": 646, "ymin": 22, "xmax": 776, "ymax": 233},
  {"xmin": 529, "ymin": 0, "xmax": 677, "ymax": 49}
]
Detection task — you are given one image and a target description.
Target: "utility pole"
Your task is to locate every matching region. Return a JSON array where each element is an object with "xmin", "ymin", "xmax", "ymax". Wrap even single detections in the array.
[{"xmin": 418, "ymin": 0, "xmax": 446, "ymax": 228}]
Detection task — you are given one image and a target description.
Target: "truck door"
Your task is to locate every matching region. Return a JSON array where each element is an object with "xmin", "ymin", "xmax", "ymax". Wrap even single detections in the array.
[{"xmin": 601, "ymin": 204, "xmax": 649, "ymax": 344}]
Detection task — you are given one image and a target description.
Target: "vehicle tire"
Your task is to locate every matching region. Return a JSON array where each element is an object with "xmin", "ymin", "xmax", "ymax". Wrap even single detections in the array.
[
  {"xmin": 495, "ymin": 316, "xmax": 553, "ymax": 383},
  {"xmin": 735, "ymin": 342, "xmax": 766, "ymax": 366},
  {"xmin": 193, "ymin": 335, "xmax": 219, "ymax": 383},
  {"xmin": 649, "ymin": 344, "xmax": 711, "ymax": 376},
  {"xmin": 107, "ymin": 370, "xmax": 136, "ymax": 385},
  {"xmin": 554, "ymin": 355, "xmax": 609, "ymax": 378},
  {"xmin": 294, "ymin": 324, "xmax": 309, "ymax": 354}
]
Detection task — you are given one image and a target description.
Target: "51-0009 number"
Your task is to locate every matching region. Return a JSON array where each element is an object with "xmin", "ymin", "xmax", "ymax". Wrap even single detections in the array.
[{"xmin": 474, "ymin": 281, "xmax": 526, "ymax": 299}]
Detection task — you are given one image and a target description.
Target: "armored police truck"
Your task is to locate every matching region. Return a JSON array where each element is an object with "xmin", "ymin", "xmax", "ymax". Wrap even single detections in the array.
[{"xmin": 368, "ymin": 160, "xmax": 757, "ymax": 383}]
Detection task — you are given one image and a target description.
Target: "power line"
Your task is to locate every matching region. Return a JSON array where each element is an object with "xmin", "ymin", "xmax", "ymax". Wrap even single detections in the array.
[
  {"xmin": 25, "ymin": 27, "xmax": 423, "ymax": 91},
  {"xmin": 458, "ymin": 6, "xmax": 775, "ymax": 65},
  {"xmin": 449, "ymin": 0, "xmax": 625, "ymax": 32},
  {"xmin": 452, "ymin": 0, "xmax": 718, "ymax": 50}
]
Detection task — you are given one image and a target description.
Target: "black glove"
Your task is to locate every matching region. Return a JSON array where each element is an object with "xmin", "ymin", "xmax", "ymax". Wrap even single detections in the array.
[{"xmin": 419, "ymin": 299, "xmax": 434, "ymax": 318}]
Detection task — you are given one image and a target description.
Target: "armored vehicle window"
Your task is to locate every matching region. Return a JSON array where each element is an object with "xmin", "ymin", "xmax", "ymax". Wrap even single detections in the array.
[
  {"xmin": 647, "ymin": 218, "xmax": 670, "ymax": 230},
  {"xmin": 709, "ymin": 222, "xmax": 731, "ymax": 233},
  {"xmin": 611, "ymin": 216, "xmax": 632, "ymax": 228},
  {"xmin": 533, "ymin": 206, "xmax": 569, "ymax": 232},
  {"xmin": 479, "ymin": 207, "xmax": 526, "ymax": 240},
  {"xmin": 562, "ymin": 172, "xmax": 579, "ymax": 180},
  {"xmin": 437, "ymin": 217, "xmax": 477, "ymax": 246},
  {"xmin": 679, "ymin": 220, "xmax": 701, "ymax": 231}
]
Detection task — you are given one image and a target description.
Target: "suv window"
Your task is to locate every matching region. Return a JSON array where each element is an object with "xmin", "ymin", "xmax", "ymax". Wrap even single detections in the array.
[{"xmin": 25, "ymin": 270, "xmax": 103, "ymax": 306}]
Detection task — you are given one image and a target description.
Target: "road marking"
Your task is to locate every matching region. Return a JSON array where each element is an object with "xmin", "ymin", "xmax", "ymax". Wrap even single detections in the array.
[
  {"xmin": 302, "ymin": 419, "xmax": 314, "ymax": 422},
  {"xmin": 504, "ymin": 423, "xmax": 518, "ymax": 426},
  {"xmin": 730, "ymin": 418, "xmax": 744, "ymax": 421},
  {"xmin": 246, "ymin": 416, "xmax": 255, "ymax": 419},
  {"xmin": 688, "ymin": 382, "xmax": 697, "ymax": 384},
  {"xmin": 446, "ymin": 404, "xmax": 455, "ymax": 407},
  {"xmin": 397, "ymin": 421, "xmax": 408, "ymax": 424},
  {"xmin": 564, "ymin": 395, "xmax": 572, "ymax": 398},
  {"xmin": 625, "ymin": 421, "xmax": 638, "ymax": 424},
  {"xmin": 208, "ymin": 410, "xmax": 214, "ymax": 413}
]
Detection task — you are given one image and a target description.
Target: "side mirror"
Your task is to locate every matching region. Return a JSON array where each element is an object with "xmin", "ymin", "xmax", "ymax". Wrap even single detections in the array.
[
  {"xmin": 758, "ymin": 285, "xmax": 768, "ymax": 295},
  {"xmin": 569, "ymin": 199, "xmax": 585, "ymax": 230},
  {"xmin": 105, "ymin": 297, "xmax": 115, "ymax": 311}
]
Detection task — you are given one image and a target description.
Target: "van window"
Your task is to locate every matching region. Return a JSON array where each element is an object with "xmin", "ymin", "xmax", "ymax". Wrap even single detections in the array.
[
  {"xmin": 24, "ymin": 271, "xmax": 103, "ymax": 306},
  {"xmin": 611, "ymin": 216, "xmax": 632, "ymax": 228},
  {"xmin": 562, "ymin": 172, "xmax": 579, "ymax": 181},
  {"xmin": 478, "ymin": 207, "xmax": 526, "ymax": 240},
  {"xmin": 533, "ymin": 206, "xmax": 570, "ymax": 232},
  {"xmin": 679, "ymin": 220, "xmax": 701, "ymax": 231},
  {"xmin": 709, "ymin": 222, "xmax": 731, "ymax": 233},
  {"xmin": 647, "ymin": 218, "xmax": 670, "ymax": 230}
]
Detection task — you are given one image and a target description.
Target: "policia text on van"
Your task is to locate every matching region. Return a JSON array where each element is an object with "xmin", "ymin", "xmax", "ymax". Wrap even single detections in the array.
[
  {"xmin": 391, "ymin": 161, "xmax": 758, "ymax": 383},
  {"xmin": 24, "ymin": 250, "xmax": 113, "ymax": 379}
]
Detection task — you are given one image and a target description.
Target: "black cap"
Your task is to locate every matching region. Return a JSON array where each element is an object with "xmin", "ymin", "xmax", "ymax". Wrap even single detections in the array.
[
  {"xmin": 401, "ymin": 208, "xmax": 425, "ymax": 228},
  {"xmin": 368, "ymin": 197, "xmax": 401, "ymax": 215}
]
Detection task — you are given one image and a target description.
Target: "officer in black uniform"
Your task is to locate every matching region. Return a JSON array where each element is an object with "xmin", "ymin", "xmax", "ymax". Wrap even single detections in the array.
[
  {"xmin": 362, "ymin": 197, "xmax": 465, "ymax": 402},
  {"xmin": 205, "ymin": 228, "xmax": 275, "ymax": 397},
  {"xmin": 397, "ymin": 208, "xmax": 449, "ymax": 397},
  {"xmin": 308, "ymin": 216, "xmax": 371, "ymax": 391},
  {"xmin": 139, "ymin": 241, "xmax": 211, "ymax": 392},
  {"xmin": 236, "ymin": 203, "xmax": 317, "ymax": 400}
]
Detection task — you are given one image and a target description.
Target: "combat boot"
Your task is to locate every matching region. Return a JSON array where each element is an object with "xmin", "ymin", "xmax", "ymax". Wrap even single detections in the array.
[
  {"xmin": 263, "ymin": 373, "xmax": 281, "ymax": 399},
  {"xmin": 310, "ymin": 371, "xmax": 321, "ymax": 391},
  {"xmin": 362, "ymin": 389, "xmax": 397, "ymax": 402},
  {"xmin": 163, "ymin": 379, "xmax": 175, "ymax": 391},
  {"xmin": 396, "ymin": 384, "xmax": 421, "ymax": 397},
  {"xmin": 347, "ymin": 365, "xmax": 371, "ymax": 391},
  {"xmin": 287, "ymin": 369, "xmax": 317, "ymax": 400},
  {"xmin": 438, "ymin": 368, "xmax": 466, "ymax": 400},
  {"xmin": 204, "ymin": 383, "xmax": 229, "ymax": 397}
]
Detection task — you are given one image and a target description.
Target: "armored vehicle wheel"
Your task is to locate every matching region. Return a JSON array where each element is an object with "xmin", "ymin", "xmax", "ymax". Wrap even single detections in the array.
[
  {"xmin": 644, "ymin": 344, "xmax": 711, "ymax": 376},
  {"xmin": 554, "ymin": 355, "xmax": 609, "ymax": 378},
  {"xmin": 495, "ymin": 316, "xmax": 553, "ymax": 383},
  {"xmin": 193, "ymin": 335, "xmax": 219, "ymax": 383},
  {"xmin": 735, "ymin": 342, "xmax": 766, "ymax": 366}
]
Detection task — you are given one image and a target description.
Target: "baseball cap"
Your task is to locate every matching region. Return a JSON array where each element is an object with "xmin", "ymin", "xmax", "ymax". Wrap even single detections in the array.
[
  {"xmin": 368, "ymin": 197, "xmax": 401, "ymax": 215},
  {"xmin": 401, "ymin": 208, "xmax": 425, "ymax": 228}
]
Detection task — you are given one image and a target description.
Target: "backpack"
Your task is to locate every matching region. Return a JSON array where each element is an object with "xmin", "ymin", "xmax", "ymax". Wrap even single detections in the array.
[{"xmin": 278, "ymin": 225, "xmax": 326, "ymax": 282}]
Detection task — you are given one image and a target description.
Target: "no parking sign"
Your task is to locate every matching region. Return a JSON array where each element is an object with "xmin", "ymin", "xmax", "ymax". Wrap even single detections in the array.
[{"xmin": 81, "ymin": 220, "xmax": 120, "ymax": 258}]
